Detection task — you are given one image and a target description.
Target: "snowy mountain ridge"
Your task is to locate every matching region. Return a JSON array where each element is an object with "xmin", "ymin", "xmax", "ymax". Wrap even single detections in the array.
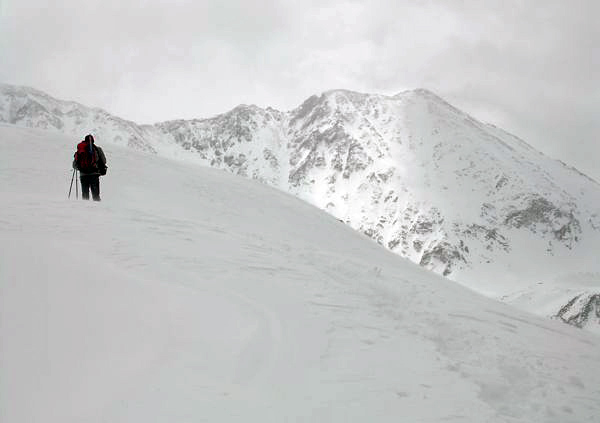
[{"xmin": 2, "ymin": 82, "xmax": 599, "ymax": 331}]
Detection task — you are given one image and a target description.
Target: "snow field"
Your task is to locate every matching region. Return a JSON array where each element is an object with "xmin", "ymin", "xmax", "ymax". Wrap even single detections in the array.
[{"xmin": 1, "ymin": 125, "xmax": 600, "ymax": 422}]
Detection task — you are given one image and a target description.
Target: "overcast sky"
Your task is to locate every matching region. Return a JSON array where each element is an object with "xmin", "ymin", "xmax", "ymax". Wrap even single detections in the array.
[{"xmin": 1, "ymin": 0, "xmax": 598, "ymax": 179}]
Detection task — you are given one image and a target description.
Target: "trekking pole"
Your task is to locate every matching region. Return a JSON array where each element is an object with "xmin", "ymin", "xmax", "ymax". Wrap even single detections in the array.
[
  {"xmin": 76, "ymin": 170, "xmax": 79, "ymax": 199},
  {"xmin": 68, "ymin": 169, "xmax": 75, "ymax": 199}
]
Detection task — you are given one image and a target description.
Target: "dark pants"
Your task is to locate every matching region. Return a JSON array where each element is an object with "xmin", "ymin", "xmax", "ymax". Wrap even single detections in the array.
[{"xmin": 80, "ymin": 175, "xmax": 101, "ymax": 201}]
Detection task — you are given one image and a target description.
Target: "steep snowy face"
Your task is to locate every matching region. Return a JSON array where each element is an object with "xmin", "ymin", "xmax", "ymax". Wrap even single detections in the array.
[
  {"xmin": 286, "ymin": 91, "xmax": 394, "ymax": 201},
  {"xmin": 283, "ymin": 89, "xmax": 600, "ymax": 286}
]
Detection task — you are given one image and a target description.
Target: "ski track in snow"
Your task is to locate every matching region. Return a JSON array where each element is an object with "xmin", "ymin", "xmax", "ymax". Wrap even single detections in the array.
[{"xmin": 1, "ymin": 125, "xmax": 600, "ymax": 422}]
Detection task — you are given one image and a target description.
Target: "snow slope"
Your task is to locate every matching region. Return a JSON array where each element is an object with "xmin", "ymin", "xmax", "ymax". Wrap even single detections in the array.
[
  {"xmin": 2, "ymin": 83, "xmax": 600, "ymax": 332},
  {"xmin": 1, "ymin": 124, "xmax": 600, "ymax": 422}
]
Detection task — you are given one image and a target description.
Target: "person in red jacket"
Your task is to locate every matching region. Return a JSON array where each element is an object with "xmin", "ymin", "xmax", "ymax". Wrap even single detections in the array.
[{"xmin": 73, "ymin": 134, "xmax": 107, "ymax": 201}]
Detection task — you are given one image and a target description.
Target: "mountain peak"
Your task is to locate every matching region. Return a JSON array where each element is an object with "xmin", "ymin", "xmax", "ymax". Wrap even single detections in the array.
[
  {"xmin": 321, "ymin": 88, "xmax": 370, "ymax": 98},
  {"xmin": 393, "ymin": 87, "xmax": 434, "ymax": 98},
  {"xmin": 394, "ymin": 88, "xmax": 465, "ymax": 114}
]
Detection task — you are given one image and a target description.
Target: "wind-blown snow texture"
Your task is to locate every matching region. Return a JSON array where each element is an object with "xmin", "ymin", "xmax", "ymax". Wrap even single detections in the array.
[
  {"xmin": 1, "ymin": 124, "xmax": 600, "ymax": 422},
  {"xmin": 2, "ymin": 83, "xmax": 599, "ymax": 331}
]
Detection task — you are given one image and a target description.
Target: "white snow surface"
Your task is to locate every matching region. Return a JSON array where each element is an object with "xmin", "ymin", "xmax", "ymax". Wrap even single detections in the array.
[{"xmin": 1, "ymin": 125, "xmax": 600, "ymax": 422}]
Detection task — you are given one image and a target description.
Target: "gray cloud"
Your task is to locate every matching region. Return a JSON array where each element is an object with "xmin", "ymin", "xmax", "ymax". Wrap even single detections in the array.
[{"xmin": 1, "ymin": 0, "xmax": 598, "ymax": 180}]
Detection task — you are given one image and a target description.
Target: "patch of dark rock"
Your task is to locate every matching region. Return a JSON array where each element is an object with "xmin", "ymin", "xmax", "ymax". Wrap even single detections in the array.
[
  {"xmin": 504, "ymin": 196, "xmax": 581, "ymax": 245},
  {"xmin": 556, "ymin": 294, "xmax": 600, "ymax": 328},
  {"xmin": 495, "ymin": 175, "xmax": 509, "ymax": 190},
  {"xmin": 420, "ymin": 242, "xmax": 467, "ymax": 276},
  {"xmin": 388, "ymin": 238, "xmax": 401, "ymax": 250}
]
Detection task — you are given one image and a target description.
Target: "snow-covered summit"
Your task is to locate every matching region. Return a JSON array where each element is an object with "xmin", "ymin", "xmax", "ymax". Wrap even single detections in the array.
[{"xmin": 1, "ymin": 83, "xmax": 599, "ymax": 331}]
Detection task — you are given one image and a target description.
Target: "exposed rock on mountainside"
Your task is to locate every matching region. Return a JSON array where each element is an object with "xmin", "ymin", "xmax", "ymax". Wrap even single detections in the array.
[
  {"xmin": 504, "ymin": 195, "xmax": 581, "ymax": 247},
  {"xmin": 556, "ymin": 293, "xmax": 600, "ymax": 331}
]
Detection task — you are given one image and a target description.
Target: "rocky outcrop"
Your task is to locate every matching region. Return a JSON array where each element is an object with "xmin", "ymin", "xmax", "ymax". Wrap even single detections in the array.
[
  {"xmin": 556, "ymin": 293, "xmax": 600, "ymax": 330},
  {"xmin": 504, "ymin": 195, "xmax": 581, "ymax": 248}
]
